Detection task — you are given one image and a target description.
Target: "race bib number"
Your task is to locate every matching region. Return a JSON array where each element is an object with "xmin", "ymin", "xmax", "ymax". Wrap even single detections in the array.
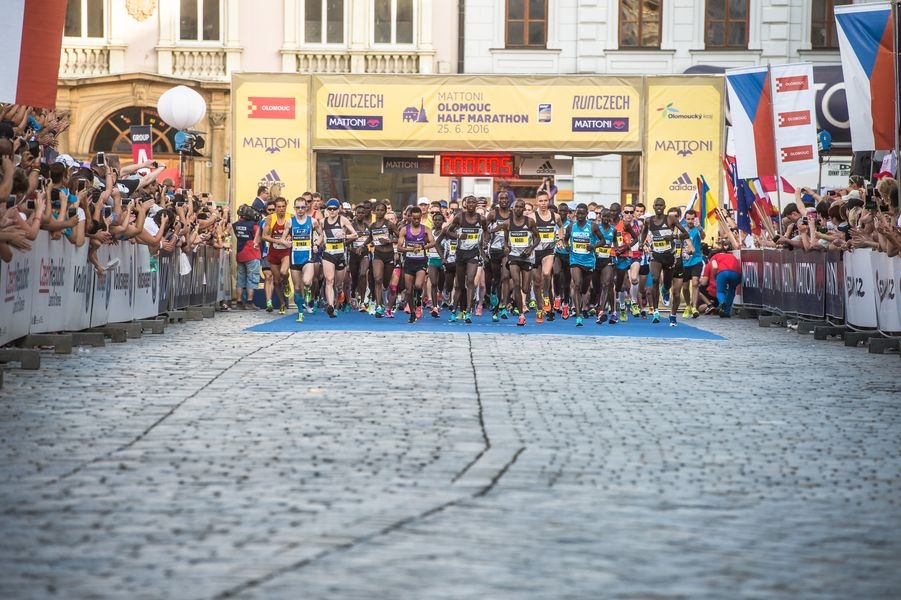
[
  {"xmin": 652, "ymin": 239, "xmax": 670, "ymax": 251},
  {"xmin": 572, "ymin": 242, "xmax": 589, "ymax": 254},
  {"xmin": 462, "ymin": 233, "xmax": 479, "ymax": 241},
  {"xmin": 539, "ymin": 231, "xmax": 554, "ymax": 242},
  {"xmin": 293, "ymin": 239, "xmax": 311, "ymax": 250},
  {"xmin": 449, "ymin": 241, "xmax": 458, "ymax": 253},
  {"xmin": 595, "ymin": 246, "xmax": 611, "ymax": 258},
  {"xmin": 326, "ymin": 241, "xmax": 344, "ymax": 253},
  {"xmin": 427, "ymin": 246, "xmax": 440, "ymax": 258},
  {"xmin": 511, "ymin": 235, "xmax": 528, "ymax": 248}
]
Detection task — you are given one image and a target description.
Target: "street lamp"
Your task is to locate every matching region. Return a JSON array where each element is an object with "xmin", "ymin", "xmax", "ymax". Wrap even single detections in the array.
[{"xmin": 157, "ymin": 85, "xmax": 207, "ymax": 187}]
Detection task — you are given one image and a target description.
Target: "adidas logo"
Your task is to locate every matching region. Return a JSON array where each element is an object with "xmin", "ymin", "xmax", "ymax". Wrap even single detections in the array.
[
  {"xmin": 669, "ymin": 172, "xmax": 694, "ymax": 191},
  {"xmin": 258, "ymin": 169, "xmax": 282, "ymax": 187},
  {"xmin": 536, "ymin": 160, "xmax": 556, "ymax": 175}
]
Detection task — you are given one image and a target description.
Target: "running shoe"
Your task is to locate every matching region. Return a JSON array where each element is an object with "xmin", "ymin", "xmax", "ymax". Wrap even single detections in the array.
[
  {"xmin": 528, "ymin": 299, "xmax": 537, "ymax": 310},
  {"xmin": 475, "ymin": 305, "xmax": 483, "ymax": 317},
  {"xmin": 464, "ymin": 312, "xmax": 473, "ymax": 324},
  {"xmin": 662, "ymin": 288, "xmax": 670, "ymax": 306},
  {"xmin": 596, "ymin": 312, "xmax": 608, "ymax": 325},
  {"xmin": 630, "ymin": 303, "xmax": 640, "ymax": 317},
  {"xmin": 489, "ymin": 293, "xmax": 499, "ymax": 309},
  {"xmin": 652, "ymin": 310, "xmax": 660, "ymax": 323},
  {"xmin": 500, "ymin": 309, "xmax": 509, "ymax": 319},
  {"xmin": 692, "ymin": 309, "xmax": 700, "ymax": 319},
  {"xmin": 296, "ymin": 312, "xmax": 304, "ymax": 323},
  {"xmin": 278, "ymin": 304, "xmax": 286, "ymax": 315},
  {"xmin": 619, "ymin": 307, "xmax": 628, "ymax": 322},
  {"xmin": 669, "ymin": 314, "xmax": 677, "ymax": 327},
  {"xmin": 536, "ymin": 310, "xmax": 544, "ymax": 324},
  {"xmin": 517, "ymin": 314, "xmax": 526, "ymax": 326},
  {"xmin": 546, "ymin": 310, "xmax": 555, "ymax": 322},
  {"xmin": 543, "ymin": 297, "xmax": 551, "ymax": 312},
  {"xmin": 588, "ymin": 306, "xmax": 597, "ymax": 316},
  {"xmin": 430, "ymin": 307, "xmax": 439, "ymax": 318},
  {"xmin": 337, "ymin": 291, "xmax": 345, "ymax": 305},
  {"xmin": 385, "ymin": 308, "xmax": 395, "ymax": 318},
  {"xmin": 492, "ymin": 313, "xmax": 499, "ymax": 323},
  {"xmin": 448, "ymin": 311, "xmax": 458, "ymax": 323},
  {"xmin": 562, "ymin": 305, "xmax": 570, "ymax": 320},
  {"xmin": 359, "ymin": 303, "xmax": 369, "ymax": 313},
  {"xmin": 266, "ymin": 300, "xmax": 273, "ymax": 313},
  {"xmin": 456, "ymin": 310, "xmax": 466, "ymax": 322},
  {"xmin": 640, "ymin": 309, "xmax": 648, "ymax": 319},
  {"xmin": 682, "ymin": 305, "xmax": 693, "ymax": 319},
  {"xmin": 375, "ymin": 305, "xmax": 384, "ymax": 318},
  {"xmin": 608, "ymin": 312, "xmax": 619, "ymax": 325},
  {"xmin": 304, "ymin": 304, "xmax": 314, "ymax": 314},
  {"xmin": 326, "ymin": 304, "xmax": 336, "ymax": 318},
  {"xmin": 350, "ymin": 297, "xmax": 358, "ymax": 311},
  {"xmin": 416, "ymin": 305, "xmax": 423, "ymax": 319},
  {"xmin": 553, "ymin": 296, "xmax": 562, "ymax": 311},
  {"xmin": 575, "ymin": 315, "xmax": 583, "ymax": 327},
  {"xmin": 409, "ymin": 311, "xmax": 416, "ymax": 324},
  {"xmin": 404, "ymin": 303, "xmax": 411, "ymax": 314}
]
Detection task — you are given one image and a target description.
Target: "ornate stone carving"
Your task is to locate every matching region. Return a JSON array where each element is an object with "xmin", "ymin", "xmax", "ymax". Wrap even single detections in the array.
[
  {"xmin": 126, "ymin": 0, "xmax": 157, "ymax": 22},
  {"xmin": 208, "ymin": 112, "xmax": 228, "ymax": 128},
  {"xmin": 133, "ymin": 83, "xmax": 149, "ymax": 105}
]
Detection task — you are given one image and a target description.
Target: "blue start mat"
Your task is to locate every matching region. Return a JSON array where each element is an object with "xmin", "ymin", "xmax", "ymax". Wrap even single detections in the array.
[{"xmin": 246, "ymin": 308, "xmax": 724, "ymax": 340}]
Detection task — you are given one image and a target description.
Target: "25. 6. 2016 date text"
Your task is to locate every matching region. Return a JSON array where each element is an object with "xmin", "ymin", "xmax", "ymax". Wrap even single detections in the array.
[{"xmin": 437, "ymin": 123, "xmax": 490, "ymax": 134}]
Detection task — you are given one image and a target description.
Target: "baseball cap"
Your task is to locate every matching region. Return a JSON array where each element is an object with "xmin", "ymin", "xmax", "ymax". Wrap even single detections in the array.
[
  {"xmin": 418, "ymin": 196, "xmax": 429, "ymax": 205},
  {"xmin": 587, "ymin": 211, "xmax": 597, "ymax": 220},
  {"xmin": 341, "ymin": 201, "xmax": 351, "ymax": 209},
  {"xmin": 55, "ymin": 154, "xmax": 77, "ymax": 170},
  {"xmin": 326, "ymin": 198, "xmax": 340, "ymax": 209},
  {"xmin": 438, "ymin": 200, "xmax": 448, "ymax": 208},
  {"xmin": 874, "ymin": 171, "xmax": 894, "ymax": 180}
]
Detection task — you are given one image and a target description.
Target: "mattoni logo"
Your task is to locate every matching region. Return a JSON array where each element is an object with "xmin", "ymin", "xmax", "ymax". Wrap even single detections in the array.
[
  {"xmin": 780, "ymin": 145, "xmax": 814, "ymax": 163},
  {"xmin": 654, "ymin": 139, "xmax": 713, "ymax": 157},
  {"xmin": 571, "ymin": 117, "xmax": 629, "ymax": 132},
  {"xmin": 669, "ymin": 172, "xmax": 694, "ymax": 191},
  {"xmin": 247, "ymin": 97, "xmax": 296, "ymax": 119},
  {"xmin": 326, "ymin": 115, "xmax": 383, "ymax": 131},
  {"xmin": 775, "ymin": 75, "xmax": 809, "ymax": 93},
  {"xmin": 777, "ymin": 110, "xmax": 812, "ymax": 128},
  {"xmin": 242, "ymin": 136, "xmax": 303, "ymax": 154}
]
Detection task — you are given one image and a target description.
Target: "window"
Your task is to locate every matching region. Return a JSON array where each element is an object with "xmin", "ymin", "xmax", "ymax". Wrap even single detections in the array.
[
  {"xmin": 621, "ymin": 155, "xmax": 641, "ymax": 205},
  {"xmin": 811, "ymin": 0, "xmax": 850, "ymax": 49},
  {"xmin": 64, "ymin": 0, "xmax": 104, "ymax": 38},
  {"xmin": 180, "ymin": 0, "xmax": 220, "ymax": 41},
  {"xmin": 305, "ymin": 0, "xmax": 345, "ymax": 44},
  {"xmin": 506, "ymin": 0, "xmax": 547, "ymax": 48},
  {"xmin": 619, "ymin": 0, "xmax": 661, "ymax": 49},
  {"xmin": 705, "ymin": 0, "xmax": 748, "ymax": 49},
  {"xmin": 92, "ymin": 107, "xmax": 179, "ymax": 155},
  {"xmin": 374, "ymin": 0, "xmax": 413, "ymax": 44}
]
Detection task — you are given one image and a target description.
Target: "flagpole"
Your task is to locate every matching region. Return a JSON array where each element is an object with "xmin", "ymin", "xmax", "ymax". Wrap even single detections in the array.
[
  {"xmin": 768, "ymin": 63, "xmax": 786, "ymax": 234},
  {"xmin": 894, "ymin": 1, "xmax": 900, "ymax": 183}
]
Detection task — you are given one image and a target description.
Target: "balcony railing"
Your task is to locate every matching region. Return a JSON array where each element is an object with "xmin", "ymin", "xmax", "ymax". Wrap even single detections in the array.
[
  {"xmin": 171, "ymin": 48, "xmax": 228, "ymax": 80},
  {"xmin": 59, "ymin": 44, "xmax": 110, "ymax": 78},
  {"xmin": 290, "ymin": 50, "xmax": 428, "ymax": 74}
]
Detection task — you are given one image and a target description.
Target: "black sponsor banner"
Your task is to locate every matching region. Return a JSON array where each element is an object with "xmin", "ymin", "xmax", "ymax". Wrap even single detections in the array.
[
  {"xmin": 791, "ymin": 251, "xmax": 825, "ymax": 318},
  {"xmin": 189, "ymin": 250, "xmax": 204, "ymax": 307},
  {"xmin": 740, "ymin": 250, "xmax": 763, "ymax": 307},
  {"xmin": 173, "ymin": 251, "xmax": 193, "ymax": 309},
  {"xmin": 381, "ymin": 156, "xmax": 435, "ymax": 174},
  {"xmin": 205, "ymin": 247, "xmax": 218, "ymax": 305},
  {"xmin": 824, "ymin": 250, "xmax": 844, "ymax": 320},
  {"xmin": 761, "ymin": 249, "xmax": 783, "ymax": 313},
  {"xmin": 158, "ymin": 251, "xmax": 173, "ymax": 314}
]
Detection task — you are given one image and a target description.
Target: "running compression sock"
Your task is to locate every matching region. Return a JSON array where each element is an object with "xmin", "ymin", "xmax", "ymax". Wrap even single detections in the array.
[{"xmin": 294, "ymin": 292, "xmax": 303, "ymax": 310}]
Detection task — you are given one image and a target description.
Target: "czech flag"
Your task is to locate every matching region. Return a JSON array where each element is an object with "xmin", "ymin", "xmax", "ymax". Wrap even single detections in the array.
[
  {"xmin": 725, "ymin": 66, "xmax": 777, "ymax": 180},
  {"xmin": 835, "ymin": 3, "xmax": 896, "ymax": 151},
  {"xmin": 0, "ymin": 0, "xmax": 67, "ymax": 108}
]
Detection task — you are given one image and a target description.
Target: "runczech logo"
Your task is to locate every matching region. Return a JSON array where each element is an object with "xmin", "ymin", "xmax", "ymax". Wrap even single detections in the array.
[{"xmin": 402, "ymin": 99, "xmax": 428, "ymax": 123}]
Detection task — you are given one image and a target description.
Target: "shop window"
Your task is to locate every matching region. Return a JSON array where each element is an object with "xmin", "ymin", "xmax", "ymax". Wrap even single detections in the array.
[
  {"xmin": 506, "ymin": 0, "xmax": 547, "ymax": 48},
  {"xmin": 619, "ymin": 0, "xmax": 661, "ymax": 49},
  {"xmin": 621, "ymin": 155, "xmax": 641, "ymax": 205},
  {"xmin": 92, "ymin": 107, "xmax": 179, "ymax": 155},
  {"xmin": 65, "ymin": 0, "xmax": 105, "ymax": 39},
  {"xmin": 705, "ymin": 0, "xmax": 748, "ymax": 49}
]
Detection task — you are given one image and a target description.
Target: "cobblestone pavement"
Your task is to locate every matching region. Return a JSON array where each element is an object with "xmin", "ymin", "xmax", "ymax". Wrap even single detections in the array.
[{"xmin": 1, "ymin": 310, "xmax": 899, "ymax": 599}]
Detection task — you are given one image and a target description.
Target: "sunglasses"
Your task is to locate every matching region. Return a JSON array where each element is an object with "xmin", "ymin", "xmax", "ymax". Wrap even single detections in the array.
[
  {"xmin": 623, "ymin": 210, "xmax": 634, "ymax": 214},
  {"xmin": 266, "ymin": 208, "xmax": 275, "ymax": 212},
  {"xmin": 326, "ymin": 206, "xmax": 338, "ymax": 211},
  {"xmin": 295, "ymin": 205, "xmax": 306, "ymax": 209}
]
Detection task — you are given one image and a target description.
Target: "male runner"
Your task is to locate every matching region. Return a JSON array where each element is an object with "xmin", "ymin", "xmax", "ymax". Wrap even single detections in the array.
[
  {"xmin": 349, "ymin": 204, "xmax": 372, "ymax": 311},
  {"xmin": 396, "ymin": 206, "xmax": 439, "ymax": 323},
  {"xmin": 369, "ymin": 202, "xmax": 399, "ymax": 317},
  {"xmin": 531, "ymin": 191, "xmax": 562, "ymax": 322},
  {"xmin": 444, "ymin": 195, "xmax": 488, "ymax": 323},
  {"xmin": 261, "ymin": 197, "xmax": 291, "ymax": 314},
  {"xmin": 504, "ymin": 199, "xmax": 541, "ymax": 325},
  {"xmin": 564, "ymin": 203, "xmax": 603, "ymax": 326},
  {"xmin": 287, "ymin": 197, "xmax": 324, "ymax": 321},
  {"xmin": 593, "ymin": 209, "xmax": 618, "ymax": 324},
  {"xmin": 485, "ymin": 191, "xmax": 512, "ymax": 316},
  {"xmin": 639, "ymin": 197, "xmax": 693, "ymax": 324}
]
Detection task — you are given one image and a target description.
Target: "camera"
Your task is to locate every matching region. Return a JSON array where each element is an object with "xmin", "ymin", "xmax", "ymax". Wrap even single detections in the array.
[{"xmin": 237, "ymin": 203, "xmax": 262, "ymax": 222}]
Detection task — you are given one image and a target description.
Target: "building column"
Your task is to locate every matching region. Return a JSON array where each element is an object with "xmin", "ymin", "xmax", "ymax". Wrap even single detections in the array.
[{"xmin": 208, "ymin": 110, "xmax": 229, "ymax": 203}]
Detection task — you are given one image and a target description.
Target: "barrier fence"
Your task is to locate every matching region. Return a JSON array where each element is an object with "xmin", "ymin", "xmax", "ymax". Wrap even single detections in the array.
[
  {"xmin": 0, "ymin": 232, "xmax": 231, "ymax": 347},
  {"xmin": 738, "ymin": 249, "xmax": 901, "ymax": 335}
]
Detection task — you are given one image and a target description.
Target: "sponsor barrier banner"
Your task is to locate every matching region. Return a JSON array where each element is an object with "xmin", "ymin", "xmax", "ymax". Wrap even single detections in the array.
[
  {"xmin": 232, "ymin": 73, "xmax": 311, "ymax": 220},
  {"xmin": 107, "ymin": 243, "xmax": 135, "ymax": 324},
  {"xmin": 871, "ymin": 251, "xmax": 901, "ymax": 333},
  {"xmin": 824, "ymin": 250, "xmax": 844, "ymax": 320},
  {"xmin": 90, "ymin": 245, "xmax": 112, "ymax": 328},
  {"xmin": 311, "ymin": 75, "xmax": 643, "ymax": 152},
  {"xmin": 643, "ymin": 76, "xmax": 724, "ymax": 212},
  {"xmin": 844, "ymin": 249, "xmax": 878, "ymax": 329},
  {"xmin": 29, "ymin": 232, "xmax": 67, "ymax": 333},
  {"xmin": 133, "ymin": 244, "xmax": 159, "ymax": 320},
  {"xmin": 158, "ymin": 251, "xmax": 174, "ymax": 314},
  {"xmin": 790, "ymin": 250, "xmax": 826, "ymax": 318},
  {"xmin": 761, "ymin": 249, "xmax": 783, "ymax": 313},
  {"xmin": 739, "ymin": 249, "xmax": 763, "ymax": 308},
  {"xmin": 0, "ymin": 238, "xmax": 36, "ymax": 346}
]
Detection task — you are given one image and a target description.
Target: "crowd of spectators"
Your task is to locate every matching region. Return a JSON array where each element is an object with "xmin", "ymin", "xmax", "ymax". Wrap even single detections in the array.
[{"xmin": 0, "ymin": 104, "xmax": 232, "ymax": 287}]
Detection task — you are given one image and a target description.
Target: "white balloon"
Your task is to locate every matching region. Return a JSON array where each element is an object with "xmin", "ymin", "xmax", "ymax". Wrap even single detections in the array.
[{"xmin": 157, "ymin": 85, "xmax": 207, "ymax": 130}]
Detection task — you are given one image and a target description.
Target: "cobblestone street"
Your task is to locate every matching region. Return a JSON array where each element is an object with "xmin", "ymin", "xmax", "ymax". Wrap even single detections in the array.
[{"xmin": 1, "ymin": 312, "xmax": 899, "ymax": 599}]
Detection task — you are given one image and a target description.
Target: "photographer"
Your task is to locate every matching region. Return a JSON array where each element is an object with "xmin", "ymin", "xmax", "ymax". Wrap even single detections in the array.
[{"xmin": 233, "ymin": 204, "xmax": 263, "ymax": 309}]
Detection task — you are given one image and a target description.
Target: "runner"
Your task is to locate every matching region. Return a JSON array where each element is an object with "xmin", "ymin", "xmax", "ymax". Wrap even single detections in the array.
[
  {"xmin": 287, "ymin": 197, "xmax": 324, "ymax": 321},
  {"xmin": 680, "ymin": 208, "xmax": 704, "ymax": 319},
  {"xmin": 485, "ymin": 191, "xmax": 512, "ymax": 317},
  {"xmin": 259, "ymin": 199, "xmax": 276, "ymax": 310},
  {"xmin": 441, "ymin": 222, "xmax": 458, "ymax": 311},
  {"xmin": 593, "ymin": 208, "xmax": 618, "ymax": 324},
  {"xmin": 444, "ymin": 195, "xmax": 488, "ymax": 323},
  {"xmin": 639, "ymin": 197, "xmax": 693, "ymax": 325},
  {"xmin": 531, "ymin": 190, "xmax": 562, "ymax": 323},
  {"xmin": 504, "ymin": 199, "xmax": 541, "ymax": 326},
  {"xmin": 611, "ymin": 203, "xmax": 637, "ymax": 322},
  {"xmin": 667, "ymin": 206, "xmax": 686, "ymax": 327},
  {"xmin": 260, "ymin": 196, "xmax": 291, "ymax": 314},
  {"xmin": 348, "ymin": 204, "xmax": 372, "ymax": 312},
  {"xmin": 427, "ymin": 211, "xmax": 448, "ymax": 318},
  {"xmin": 553, "ymin": 203, "xmax": 572, "ymax": 318},
  {"xmin": 369, "ymin": 202, "xmax": 399, "ymax": 318},
  {"xmin": 320, "ymin": 198, "xmax": 358, "ymax": 318},
  {"xmin": 564, "ymin": 203, "xmax": 602, "ymax": 327},
  {"xmin": 396, "ymin": 206, "xmax": 439, "ymax": 323}
]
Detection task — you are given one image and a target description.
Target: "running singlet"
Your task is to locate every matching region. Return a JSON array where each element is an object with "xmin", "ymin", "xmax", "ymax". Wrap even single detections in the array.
[
  {"xmin": 444, "ymin": 238, "xmax": 458, "ymax": 265},
  {"xmin": 290, "ymin": 215, "xmax": 313, "ymax": 265},
  {"xmin": 569, "ymin": 221, "xmax": 595, "ymax": 268},
  {"xmin": 350, "ymin": 221, "xmax": 369, "ymax": 254},
  {"xmin": 268, "ymin": 217, "xmax": 289, "ymax": 250},
  {"xmin": 555, "ymin": 218, "xmax": 571, "ymax": 255},
  {"xmin": 595, "ymin": 224, "xmax": 615, "ymax": 260},
  {"xmin": 534, "ymin": 211, "xmax": 556, "ymax": 251},
  {"xmin": 258, "ymin": 218, "xmax": 269, "ymax": 256},
  {"xmin": 488, "ymin": 211, "xmax": 509, "ymax": 253},
  {"xmin": 369, "ymin": 221, "xmax": 393, "ymax": 248},
  {"xmin": 404, "ymin": 224, "xmax": 428, "ymax": 261},
  {"xmin": 508, "ymin": 219, "xmax": 532, "ymax": 259},
  {"xmin": 647, "ymin": 218, "xmax": 674, "ymax": 255},
  {"xmin": 322, "ymin": 217, "xmax": 346, "ymax": 257},
  {"xmin": 428, "ymin": 228, "xmax": 442, "ymax": 260},
  {"xmin": 456, "ymin": 216, "xmax": 482, "ymax": 252},
  {"xmin": 683, "ymin": 226, "xmax": 703, "ymax": 266}
]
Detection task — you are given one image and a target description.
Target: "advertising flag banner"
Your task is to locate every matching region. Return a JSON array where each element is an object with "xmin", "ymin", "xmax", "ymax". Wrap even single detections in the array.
[
  {"xmin": 835, "ymin": 3, "xmax": 896, "ymax": 151},
  {"xmin": 232, "ymin": 74, "xmax": 311, "ymax": 218},
  {"xmin": 770, "ymin": 63, "xmax": 818, "ymax": 176},
  {"xmin": 725, "ymin": 67, "xmax": 776, "ymax": 179},
  {"xmin": 311, "ymin": 75, "xmax": 643, "ymax": 152},
  {"xmin": 643, "ymin": 76, "xmax": 724, "ymax": 210},
  {"xmin": 131, "ymin": 125, "xmax": 153, "ymax": 165},
  {"xmin": 0, "ymin": 0, "xmax": 66, "ymax": 108}
]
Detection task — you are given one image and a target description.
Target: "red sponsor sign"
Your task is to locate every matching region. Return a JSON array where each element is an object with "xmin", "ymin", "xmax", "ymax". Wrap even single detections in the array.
[
  {"xmin": 774, "ymin": 75, "xmax": 809, "ymax": 93},
  {"xmin": 779, "ymin": 145, "xmax": 814, "ymax": 162},
  {"xmin": 777, "ymin": 110, "xmax": 812, "ymax": 128},
  {"xmin": 248, "ymin": 97, "xmax": 296, "ymax": 119}
]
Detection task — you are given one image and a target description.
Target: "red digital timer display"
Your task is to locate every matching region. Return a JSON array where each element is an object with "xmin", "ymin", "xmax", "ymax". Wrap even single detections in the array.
[{"xmin": 439, "ymin": 154, "xmax": 514, "ymax": 177}]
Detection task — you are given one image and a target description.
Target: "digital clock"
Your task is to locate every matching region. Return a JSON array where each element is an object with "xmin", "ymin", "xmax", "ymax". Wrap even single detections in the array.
[{"xmin": 439, "ymin": 154, "xmax": 514, "ymax": 177}]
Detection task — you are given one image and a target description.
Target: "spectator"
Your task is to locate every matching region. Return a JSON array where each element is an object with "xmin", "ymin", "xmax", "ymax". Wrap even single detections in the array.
[
  {"xmin": 709, "ymin": 248, "xmax": 742, "ymax": 318},
  {"xmin": 536, "ymin": 176, "xmax": 558, "ymax": 204},
  {"xmin": 251, "ymin": 186, "xmax": 270, "ymax": 213},
  {"xmin": 233, "ymin": 205, "xmax": 262, "ymax": 309}
]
